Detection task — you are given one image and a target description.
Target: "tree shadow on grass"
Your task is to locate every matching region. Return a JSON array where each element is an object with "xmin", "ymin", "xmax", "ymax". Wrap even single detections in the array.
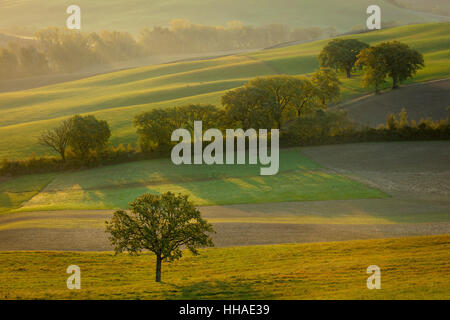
[{"xmin": 161, "ymin": 279, "xmax": 276, "ymax": 300}]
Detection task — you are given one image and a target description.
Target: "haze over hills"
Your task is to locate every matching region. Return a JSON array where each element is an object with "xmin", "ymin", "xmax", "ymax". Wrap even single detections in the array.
[
  {"xmin": 0, "ymin": 2, "xmax": 449, "ymax": 303},
  {"xmin": 0, "ymin": 0, "xmax": 447, "ymax": 34},
  {"xmin": 0, "ymin": 22, "xmax": 448, "ymax": 160},
  {"xmin": 387, "ymin": 0, "xmax": 450, "ymax": 17}
]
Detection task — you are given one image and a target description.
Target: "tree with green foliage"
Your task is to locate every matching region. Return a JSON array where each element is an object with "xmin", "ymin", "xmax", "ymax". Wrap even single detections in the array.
[
  {"xmin": 356, "ymin": 46, "xmax": 388, "ymax": 93},
  {"xmin": 375, "ymin": 41, "xmax": 424, "ymax": 89},
  {"xmin": 68, "ymin": 115, "xmax": 111, "ymax": 159},
  {"xmin": 221, "ymin": 86, "xmax": 275, "ymax": 130},
  {"xmin": 134, "ymin": 104, "xmax": 222, "ymax": 153},
  {"xmin": 356, "ymin": 41, "xmax": 424, "ymax": 92},
  {"xmin": 38, "ymin": 119, "xmax": 73, "ymax": 162},
  {"xmin": 311, "ymin": 68, "xmax": 341, "ymax": 105},
  {"xmin": 319, "ymin": 39, "xmax": 369, "ymax": 78},
  {"xmin": 106, "ymin": 192, "xmax": 214, "ymax": 282},
  {"xmin": 246, "ymin": 75, "xmax": 322, "ymax": 129}
]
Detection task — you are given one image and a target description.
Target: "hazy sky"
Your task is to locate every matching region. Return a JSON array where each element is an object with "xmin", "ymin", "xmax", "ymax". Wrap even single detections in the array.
[{"xmin": 0, "ymin": 0, "xmax": 447, "ymax": 34}]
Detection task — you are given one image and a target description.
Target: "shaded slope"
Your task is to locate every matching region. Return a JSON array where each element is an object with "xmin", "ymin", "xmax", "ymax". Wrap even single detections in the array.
[{"xmin": 341, "ymin": 78, "xmax": 450, "ymax": 127}]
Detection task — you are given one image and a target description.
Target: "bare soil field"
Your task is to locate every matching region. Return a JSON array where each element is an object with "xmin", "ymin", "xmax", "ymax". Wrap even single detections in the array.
[
  {"xmin": 301, "ymin": 141, "xmax": 450, "ymax": 199},
  {"xmin": 0, "ymin": 222, "xmax": 449, "ymax": 251},
  {"xmin": 340, "ymin": 78, "xmax": 450, "ymax": 127},
  {"xmin": 0, "ymin": 141, "xmax": 448, "ymax": 250}
]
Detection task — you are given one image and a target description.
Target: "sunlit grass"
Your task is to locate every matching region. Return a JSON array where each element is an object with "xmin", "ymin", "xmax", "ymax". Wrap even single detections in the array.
[
  {"xmin": 0, "ymin": 174, "xmax": 56, "ymax": 213},
  {"xmin": 1, "ymin": 148, "xmax": 384, "ymax": 212},
  {"xmin": 0, "ymin": 235, "xmax": 448, "ymax": 299}
]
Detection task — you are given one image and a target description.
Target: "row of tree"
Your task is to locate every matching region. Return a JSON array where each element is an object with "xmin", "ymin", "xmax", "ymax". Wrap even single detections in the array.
[
  {"xmin": 134, "ymin": 71, "xmax": 341, "ymax": 152},
  {"xmin": 139, "ymin": 19, "xmax": 336, "ymax": 54},
  {"xmin": 0, "ymin": 22, "xmax": 337, "ymax": 79},
  {"xmin": 318, "ymin": 38, "xmax": 424, "ymax": 92},
  {"xmin": 32, "ymin": 72, "xmax": 339, "ymax": 165},
  {"xmin": 0, "ymin": 28, "xmax": 145, "ymax": 78}
]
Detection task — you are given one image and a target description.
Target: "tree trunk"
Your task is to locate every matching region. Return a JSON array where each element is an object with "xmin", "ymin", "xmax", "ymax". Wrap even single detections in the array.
[
  {"xmin": 392, "ymin": 77, "xmax": 399, "ymax": 89},
  {"xmin": 346, "ymin": 68, "xmax": 351, "ymax": 78},
  {"xmin": 155, "ymin": 255, "xmax": 162, "ymax": 282}
]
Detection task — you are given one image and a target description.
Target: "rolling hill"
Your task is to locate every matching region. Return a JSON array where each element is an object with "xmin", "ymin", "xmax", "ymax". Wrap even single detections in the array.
[
  {"xmin": 0, "ymin": 0, "xmax": 445, "ymax": 33},
  {"xmin": 0, "ymin": 22, "xmax": 448, "ymax": 160},
  {"xmin": 0, "ymin": 235, "xmax": 448, "ymax": 299}
]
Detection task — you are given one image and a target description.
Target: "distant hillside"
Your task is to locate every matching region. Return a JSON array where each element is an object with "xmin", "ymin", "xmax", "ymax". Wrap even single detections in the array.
[
  {"xmin": 0, "ymin": 0, "xmax": 444, "ymax": 33},
  {"xmin": 387, "ymin": 0, "xmax": 450, "ymax": 17},
  {"xmin": 0, "ymin": 22, "xmax": 448, "ymax": 160}
]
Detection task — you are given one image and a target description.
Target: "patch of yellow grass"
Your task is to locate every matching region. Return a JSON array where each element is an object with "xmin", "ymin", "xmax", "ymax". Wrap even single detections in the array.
[{"xmin": 0, "ymin": 235, "xmax": 448, "ymax": 299}]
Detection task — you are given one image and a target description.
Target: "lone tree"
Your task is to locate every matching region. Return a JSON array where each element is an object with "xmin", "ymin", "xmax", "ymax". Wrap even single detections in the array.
[
  {"xmin": 319, "ymin": 39, "xmax": 369, "ymax": 78},
  {"xmin": 106, "ymin": 192, "xmax": 214, "ymax": 282},
  {"xmin": 38, "ymin": 119, "xmax": 72, "ymax": 162}
]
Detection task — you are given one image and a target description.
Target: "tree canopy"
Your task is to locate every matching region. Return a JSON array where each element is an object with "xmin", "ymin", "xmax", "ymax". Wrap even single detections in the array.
[
  {"xmin": 134, "ymin": 104, "xmax": 222, "ymax": 153},
  {"xmin": 221, "ymin": 86, "xmax": 276, "ymax": 130},
  {"xmin": 68, "ymin": 115, "xmax": 111, "ymax": 159},
  {"xmin": 246, "ymin": 75, "xmax": 323, "ymax": 129},
  {"xmin": 319, "ymin": 39, "xmax": 369, "ymax": 78},
  {"xmin": 356, "ymin": 41, "xmax": 424, "ymax": 92},
  {"xmin": 376, "ymin": 41, "xmax": 424, "ymax": 89},
  {"xmin": 310, "ymin": 68, "xmax": 341, "ymax": 105}
]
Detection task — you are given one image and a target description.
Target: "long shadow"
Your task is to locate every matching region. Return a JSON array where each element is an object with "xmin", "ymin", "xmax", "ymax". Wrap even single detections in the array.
[{"xmin": 162, "ymin": 279, "xmax": 276, "ymax": 300}]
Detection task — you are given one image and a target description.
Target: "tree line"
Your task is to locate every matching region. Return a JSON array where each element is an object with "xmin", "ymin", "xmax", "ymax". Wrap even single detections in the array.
[
  {"xmin": 0, "ymin": 28, "xmax": 144, "ymax": 78},
  {"xmin": 0, "ymin": 21, "xmax": 337, "ymax": 79},
  {"xmin": 139, "ymin": 19, "xmax": 336, "ymax": 54}
]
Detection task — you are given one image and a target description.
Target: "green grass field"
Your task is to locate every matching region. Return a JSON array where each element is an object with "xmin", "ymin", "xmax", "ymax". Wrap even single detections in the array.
[
  {"xmin": 0, "ymin": 174, "xmax": 56, "ymax": 213},
  {"xmin": 0, "ymin": 148, "xmax": 385, "ymax": 213},
  {"xmin": 0, "ymin": 23, "xmax": 449, "ymax": 161},
  {"xmin": 0, "ymin": 235, "xmax": 448, "ymax": 299},
  {"xmin": 0, "ymin": 0, "xmax": 440, "ymax": 33}
]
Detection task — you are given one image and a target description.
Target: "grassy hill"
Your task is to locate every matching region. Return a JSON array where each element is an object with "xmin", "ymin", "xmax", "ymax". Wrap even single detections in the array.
[
  {"xmin": 0, "ymin": 148, "xmax": 385, "ymax": 213},
  {"xmin": 0, "ymin": 0, "xmax": 443, "ymax": 33},
  {"xmin": 0, "ymin": 22, "xmax": 449, "ymax": 161},
  {"xmin": 0, "ymin": 235, "xmax": 448, "ymax": 299}
]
